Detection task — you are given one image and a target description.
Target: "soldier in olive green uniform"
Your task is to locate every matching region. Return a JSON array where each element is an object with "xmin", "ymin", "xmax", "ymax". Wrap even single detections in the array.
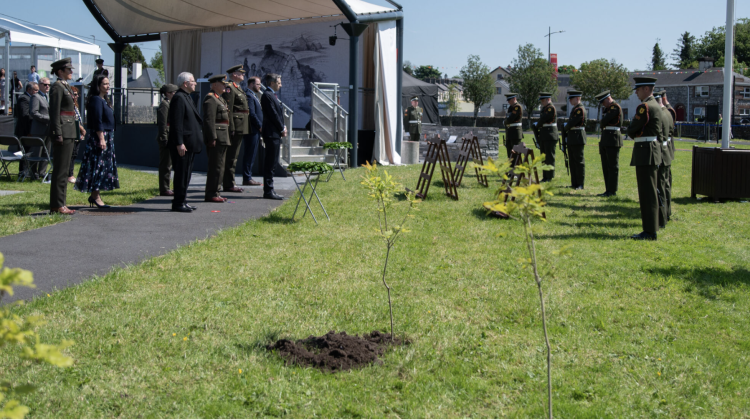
[
  {"xmin": 48, "ymin": 58, "xmax": 78, "ymax": 215},
  {"xmin": 93, "ymin": 58, "xmax": 107, "ymax": 79},
  {"xmin": 563, "ymin": 90, "xmax": 587, "ymax": 189},
  {"xmin": 662, "ymin": 91, "xmax": 677, "ymax": 221},
  {"xmin": 654, "ymin": 90, "xmax": 673, "ymax": 229},
  {"xmin": 156, "ymin": 84, "xmax": 178, "ymax": 196},
  {"xmin": 535, "ymin": 92, "xmax": 558, "ymax": 181},
  {"xmin": 503, "ymin": 93, "xmax": 524, "ymax": 158},
  {"xmin": 595, "ymin": 90, "xmax": 623, "ymax": 197},
  {"xmin": 222, "ymin": 65, "xmax": 249, "ymax": 193},
  {"xmin": 404, "ymin": 96, "xmax": 423, "ymax": 140},
  {"xmin": 204, "ymin": 75, "xmax": 232, "ymax": 202},
  {"xmin": 627, "ymin": 77, "xmax": 663, "ymax": 240}
]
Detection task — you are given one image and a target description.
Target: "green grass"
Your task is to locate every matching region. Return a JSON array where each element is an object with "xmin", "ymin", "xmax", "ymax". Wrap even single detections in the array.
[
  {"xmin": 2, "ymin": 139, "xmax": 750, "ymax": 418},
  {"xmin": 0, "ymin": 163, "xmax": 159, "ymax": 237}
]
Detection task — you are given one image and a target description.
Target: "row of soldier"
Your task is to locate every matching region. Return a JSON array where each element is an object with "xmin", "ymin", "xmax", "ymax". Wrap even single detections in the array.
[{"xmin": 502, "ymin": 76, "xmax": 675, "ymax": 240}]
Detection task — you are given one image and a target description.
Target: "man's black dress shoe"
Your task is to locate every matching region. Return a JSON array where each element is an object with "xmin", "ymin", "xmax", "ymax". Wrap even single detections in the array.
[
  {"xmin": 575, "ymin": 186, "xmax": 584, "ymax": 190},
  {"xmin": 171, "ymin": 205, "xmax": 192, "ymax": 213},
  {"xmin": 263, "ymin": 192, "xmax": 284, "ymax": 200},
  {"xmin": 630, "ymin": 232, "xmax": 657, "ymax": 241},
  {"xmin": 186, "ymin": 204, "xmax": 197, "ymax": 210},
  {"xmin": 596, "ymin": 192, "xmax": 609, "ymax": 197}
]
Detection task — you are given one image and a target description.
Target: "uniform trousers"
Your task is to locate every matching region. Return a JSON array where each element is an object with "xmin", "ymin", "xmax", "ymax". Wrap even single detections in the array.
[
  {"xmin": 49, "ymin": 138, "xmax": 74, "ymax": 209},
  {"xmin": 169, "ymin": 148, "xmax": 195, "ymax": 207},
  {"xmin": 223, "ymin": 133, "xmax": 244, "ymax": 189},
  {"xmin": 568, "ymin": 144, "xmax": 585, "ymax": 188},
  {"xmin": 540, "ymin": 140, "xmax": 557, "ymax": 181},
  {"xmin": 635, "ymin": 165, "xmax": 659, "ymax": 234},
  {"xmin": 505, "ymin": 128, "xmax": 523, "ymax": 158},
  {"xmin": 657, "ymin": 163, "xmax": 670, "ymax": 228},
  {"xmin": 668, "ymin": 167, "xmax": 673, "ymax": 218},
  {"xmin": 157, "ymin": 140, "xmax": 172, "ymax": 193},
  {"xmin": 263, "ymin": 136, "xmax": 281, "ymax": 195},
  {"xmin": 205, "ymin": 144, "xmax": 228, "ymax": 199},
  {"xmin": 242, "ymin": 131, "xmax": 260, "ymax": 181},
  {"xmin": 599, "ymin": 145, "xmax": 621, "ymax": 194}
]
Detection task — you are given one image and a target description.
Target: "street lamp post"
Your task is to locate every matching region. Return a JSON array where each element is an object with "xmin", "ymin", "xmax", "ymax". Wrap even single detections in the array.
[{"xmin": 544, "ymin": 27, "xmax": 565, "ymax": 62}]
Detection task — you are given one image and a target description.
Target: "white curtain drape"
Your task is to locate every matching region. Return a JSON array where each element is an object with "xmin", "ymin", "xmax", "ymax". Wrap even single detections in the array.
[{"xmin": 372, "ymin": 20, "xmax": 400, "ymax": 165}]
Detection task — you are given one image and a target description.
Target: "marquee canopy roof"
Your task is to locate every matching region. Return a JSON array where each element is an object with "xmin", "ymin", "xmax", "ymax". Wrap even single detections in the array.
[
  {"xmin": 85, "ymin": 0, "xmax": 399, "ymax": 40},
  {"xmin": 0, "ymin": 17, "xmax": 101, "ymax": 55}
]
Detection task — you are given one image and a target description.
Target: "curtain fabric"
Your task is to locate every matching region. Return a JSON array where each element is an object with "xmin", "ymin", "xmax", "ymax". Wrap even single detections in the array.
[
  {"xmin": 162, "ymin": 26, "xmax": 236, "ymax": 84},
  {"xmin": 372, "ymin": 21, "xmax": 399, "ymax": 165}
]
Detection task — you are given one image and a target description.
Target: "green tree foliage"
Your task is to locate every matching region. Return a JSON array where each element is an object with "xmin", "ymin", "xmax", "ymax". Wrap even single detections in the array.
[
  {"xmin": 446, "ymin": 83, "xmax": 460, "ymax": 126},
  {"xmin": 150, "ymin": 45, "xmax": 165, "ymax": 86},
  {"xmin": 506, "ymin": 44, "xmax": 558, "ymax": 127},
  {"xmin": 696, "ymin": 18, "xmax": 750, "ymax": 66},
  {"xmin": 651, "ymin": 41, "xmax": 667, "ymax": 71},
  {"xmin": 413, "ymin": 65, "xmax": 442, "ymax": 81},
  {"xmin": 403, "ymin": 60, "xmax": 414, "ymax": 76},
  {"xmin": 0, "ymin": 253, "xmax": 74, "ymax": 419},
  {"xmin": 672, "ymin": 32, "xmax": 698, "ymax": 69},
  {"xmin": 570, "ymin": 59, "xmax": 631, "ymax": 122},
  {"xmin": 121, "ymin": 44, "xmax": 147, "ymax": 72},
  {"xmin": 459, "ymin": 55, "xmax": 495, "ymax": 125},
  {"xmin": 557, "ymin": 64, "xmax": 577, "ymax": 74},
  {"xmin": 360, "ymin": 162, "xmax": 419, "ymax": 340}
]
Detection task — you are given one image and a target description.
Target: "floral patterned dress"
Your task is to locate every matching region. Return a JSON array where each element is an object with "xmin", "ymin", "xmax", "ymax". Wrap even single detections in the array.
[{"xmin": 75, "ymin": 96, "xmax": 119, "ymax": 192}]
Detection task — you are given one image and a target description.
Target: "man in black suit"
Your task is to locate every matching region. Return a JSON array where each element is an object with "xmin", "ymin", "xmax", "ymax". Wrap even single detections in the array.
[
  {"xmin": 242, "ymin": 76, "xmax": 263, "ymax": 186},
  {"xmin": 12, "ymin": 82, "xmax": 37, "ymax": 175},
  {"xmin": 260, "ymin": 73, "xmax": 286, "ymax": 200},
  {"xmin": 167, "ymin": 72, "xmax": 203, "ymax": 212}
]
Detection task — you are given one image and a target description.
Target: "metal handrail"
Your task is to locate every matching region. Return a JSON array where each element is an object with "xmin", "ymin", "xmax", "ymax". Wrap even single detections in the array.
[{"xmin": 258, "ymin": 82, "xmax": 294, "ymax": 164}]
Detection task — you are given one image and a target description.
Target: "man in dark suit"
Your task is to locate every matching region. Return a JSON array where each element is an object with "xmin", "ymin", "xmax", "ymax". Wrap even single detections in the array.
[
  {"xmin": 11, "ymin": 82, "xmax": 37, "ymax": 175},
  {"xmin": 260, "ymin": 73, "xmax": 286, "ymax": 200},
  {"xmin": 242, "ymin": 76, "xmax": 263, "ymax": 186},
  {"xmin": 29, "ymin": 77, "xmax": 52, "ymax": 178},
  {"xmin": 167, "ymin": 72, "xmax": 203, "ymax": 213}
]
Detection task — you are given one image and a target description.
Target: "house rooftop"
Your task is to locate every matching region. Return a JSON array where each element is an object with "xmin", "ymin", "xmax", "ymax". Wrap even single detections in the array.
[
  {"xmin": 629, "ymin": 68, "xmax": 750, "ymax": 86},
  {"xmin": 128, "ymin": 68, "xmax": 164, "ymax": 89}
]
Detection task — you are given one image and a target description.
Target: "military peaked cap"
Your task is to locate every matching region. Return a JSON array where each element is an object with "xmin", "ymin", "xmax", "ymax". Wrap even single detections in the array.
[
  {"xmin": 411, "ymin": 96, "xmax": 419, "ymax": 101},
  {"xmin": 567, "ymin": 90, "xmax": 583, "ymax": 98},
  {"xmin": 226, "ymin": 65, "xmax": 245, "ymax": 74},
  {"xmin": 653, "ymin": 91, "xmax": 662, "ymax": 99},
  {"xmin": 538, "ymin": 92, "xmax": 552, "ymax": 99},
  {"xmin": 595, "ymin": 90, "xmax": 611, "ymax": 103},
  {"xmin": 633, "ymin": 76, "xmax": 657, "ymax": 89},
  {"xmin": 208, "ymin": 74, "xmax": 227, "ymax": 83},
  {"xmin": 160, "ymin": 84, "xmax": 178, "ymax": 94},
  {"xmin": 51, "ymin": 57, "xmax": 74, "ymax": 72},
  {"xmin": 95, "ymin": 58, "xmax": 104, "ymax": 64},
  {"xmin": 505, "ymin": 93, "xmax": 518, "ymax": 100}
]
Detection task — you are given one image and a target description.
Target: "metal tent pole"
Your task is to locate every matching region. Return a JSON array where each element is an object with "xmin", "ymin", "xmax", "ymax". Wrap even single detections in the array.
[
  {"xmin": 396, "ymin": 17, "xmax": 403, "ymax": 154},
  {"xmin": 722, "ymin": 0, "xmax": 735, "ymax": 149},
  {"xmin": 4, "ymin": 34, "xmax": 10, "ymax": 114}
]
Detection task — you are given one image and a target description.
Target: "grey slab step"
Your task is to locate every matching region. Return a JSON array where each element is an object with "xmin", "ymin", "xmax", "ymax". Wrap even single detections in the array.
[
  {"xmin": 291, "ymin": 146, "xmax": 325, "ymax": 156},
  {"xmin": 291, "ymin": 139, "xmax": 321, "ymax": 147},
  {"xmin": 292, "ymin": 130, "xmax": 310, "ymax": 139},
  {"xmin": 289, "ymin": 155, "xmax": 337, "ymax": 163}
]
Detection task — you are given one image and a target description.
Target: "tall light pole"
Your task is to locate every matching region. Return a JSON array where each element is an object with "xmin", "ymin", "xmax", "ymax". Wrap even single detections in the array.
[
  {"xmin": 721, "ymin": 0, "xmax": 735, "ymax": 149},
  {"xmin": 544, "ymin": 27, "xmax": 565, "ymax": 62}
]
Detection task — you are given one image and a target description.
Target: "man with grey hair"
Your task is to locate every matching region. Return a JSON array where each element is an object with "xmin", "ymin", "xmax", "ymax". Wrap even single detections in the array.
[
  {"xmin": 29, "ymin": 77, "xmax": 52, "ymax": 179},
  {"xmin": 167, "ymin": 72, "xmax": 203, "ymax": 212},
  {"xmin": 260, "ymin": 73, "xmax": 286, "ymax": 200}
]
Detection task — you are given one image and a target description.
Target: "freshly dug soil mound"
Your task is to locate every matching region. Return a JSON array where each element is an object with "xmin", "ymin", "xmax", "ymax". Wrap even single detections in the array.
[{"xmin": 267, "ymin": 330, "xmax": 403, "ymax": 372}]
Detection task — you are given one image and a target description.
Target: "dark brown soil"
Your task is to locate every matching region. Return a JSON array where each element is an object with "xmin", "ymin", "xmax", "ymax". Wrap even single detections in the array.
[{"xmin": 266, "ymin": 330, "xmax": 403, "ymax": 372}]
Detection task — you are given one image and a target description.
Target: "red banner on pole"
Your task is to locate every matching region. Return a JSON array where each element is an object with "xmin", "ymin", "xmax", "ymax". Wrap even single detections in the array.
[{"xmin": 550, "ymin": 53, "xmax": 558, "ymax": 79}]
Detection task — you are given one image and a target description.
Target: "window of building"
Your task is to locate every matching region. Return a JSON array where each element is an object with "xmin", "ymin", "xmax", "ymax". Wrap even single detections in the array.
[
  {"xmin": 696, "ymin": 86, "xmax": 710, "ymax": 97},
  {"xmin": 497, "ymin": 74, "xmax": 504, "ymax": 80},
  {"xmin": 496, "ymin": 87, "xmax": 502, "ymax": 94},
  {"xmin": 502, "ymin": 104, "xmax": 508, "ymax": 110},
  {"xmin": 623, "ymin": 108, "xmax": 629, "ymax": 120},
  {"xmin": 740, "ymin": 108, "xmax": 750, "ymax": 116},
  {"xmin": 694, "ymin": 107, "xmax": 705, "ymax": 116},
  {"xmin": 742, "ymin": 87, "xmax": 750, "ymax": 99}
]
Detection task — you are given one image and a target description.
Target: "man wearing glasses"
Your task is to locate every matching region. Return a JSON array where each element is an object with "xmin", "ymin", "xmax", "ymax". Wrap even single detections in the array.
[
  {"xmin": 167, "ymin": 72, "xmax": 204, "ymax": 212},
  {"xmin": 29, "ymin": 77, "xmax": 52, "ymax": 179}
]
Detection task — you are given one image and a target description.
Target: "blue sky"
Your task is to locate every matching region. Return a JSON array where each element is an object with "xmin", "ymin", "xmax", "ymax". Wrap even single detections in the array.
[{"xmin": 2, "ymin": 0, "xmax": 748, "ymax": 73}]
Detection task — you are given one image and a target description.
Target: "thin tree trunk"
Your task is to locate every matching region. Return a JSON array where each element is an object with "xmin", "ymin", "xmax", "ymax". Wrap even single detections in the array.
[{"xmin": 381, "ymin": 245, "xmax": 394, "ymax": 340}]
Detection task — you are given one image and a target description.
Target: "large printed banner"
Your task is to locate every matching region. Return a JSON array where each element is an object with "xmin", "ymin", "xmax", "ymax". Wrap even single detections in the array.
[{"xmin": 207, "ymin": 19, "xmax": 352, "ymax": 126}]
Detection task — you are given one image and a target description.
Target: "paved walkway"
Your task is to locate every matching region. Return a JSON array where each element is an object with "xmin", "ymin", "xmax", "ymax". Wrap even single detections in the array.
[{"xmin": 0, "ymin": 167, "xmax": 297, "ymax": 303}]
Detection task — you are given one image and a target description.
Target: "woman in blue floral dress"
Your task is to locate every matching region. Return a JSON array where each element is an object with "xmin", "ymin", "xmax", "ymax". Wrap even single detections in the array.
[{"xmin": 75, "ymin": 75, "xmax": 119, "ymax": 208}]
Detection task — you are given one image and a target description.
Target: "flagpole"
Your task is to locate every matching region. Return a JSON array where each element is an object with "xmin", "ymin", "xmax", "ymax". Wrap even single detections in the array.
[{"xmin": 722, "ymin": 0, "xmax": 735, "ymax": 149}]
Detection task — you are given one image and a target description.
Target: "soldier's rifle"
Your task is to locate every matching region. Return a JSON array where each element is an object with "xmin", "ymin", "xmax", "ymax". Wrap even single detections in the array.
[
  {"xmin": 531, "ymin": 122, "xmax": 541, "ymax": 150},
  {"xmin": 559, "ymin": 130, "xmax": 570, "ymax": 176}
]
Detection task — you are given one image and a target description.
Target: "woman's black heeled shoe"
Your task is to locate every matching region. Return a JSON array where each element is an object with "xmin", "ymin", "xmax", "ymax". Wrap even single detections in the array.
[{"xmin": 88, "ymin": 196, "xmax": 110, "ymax": 209}]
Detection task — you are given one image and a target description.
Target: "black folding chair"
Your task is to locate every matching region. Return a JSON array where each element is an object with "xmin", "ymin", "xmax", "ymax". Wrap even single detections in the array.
[
  {"xmin": 19, "ymin": 136, "xmax": 52, "ymax": 183},
  {"xmin": 0, "ymin": 135, "xmax": 25, "ymax": 181}
]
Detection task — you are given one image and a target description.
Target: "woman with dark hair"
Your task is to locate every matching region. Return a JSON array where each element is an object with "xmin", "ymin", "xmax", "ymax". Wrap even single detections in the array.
[{"xmin": 75, "ymin": 74, "xmax": 119, "ymax": 208}]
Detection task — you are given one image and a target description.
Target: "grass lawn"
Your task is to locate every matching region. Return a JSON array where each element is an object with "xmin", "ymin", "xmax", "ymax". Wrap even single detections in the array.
[
  {"xmin": 2, "ymin": 137, "xmax": 749, "ymax": 418},
  {"xmin": 0, "ymin": 163, "xmax": 158, "ymax": 237}
]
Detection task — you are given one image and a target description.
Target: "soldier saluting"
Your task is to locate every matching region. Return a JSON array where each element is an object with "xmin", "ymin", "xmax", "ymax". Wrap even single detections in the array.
[
  {"xmin": 203, "ymin": 74, "xmax": 232, "ymax": 203},
  {"xmin": 563, "ymin": 90, "xmax": 587, "ymax": 189},
  {"xmin": 627, "ymin": 77, "xmax": 663, "ymax": 241},
  {"xmin": 595, "ymin": 90, "xmax": 623, "ymax": 197},
  {"xmin": 536, "ymin": 92, "xmax": 558, "ymax": 181},
  {"xmin": 404, "ymin": 96, "xmax": 422, "ymax": 141},
  {"xmin": 503, "ymin": 93, "xmax": 523, "ymax": 158}
]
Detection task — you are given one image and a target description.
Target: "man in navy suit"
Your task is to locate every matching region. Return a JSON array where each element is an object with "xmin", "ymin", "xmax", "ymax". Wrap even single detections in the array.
[
  {"xmin": 167, "ymin": 72, "xmax": 203, "ymax": 212},
  {"xmin": 242, "ymin": 76, "xmax": 263, "ymax": 186},
  {"xmin": 260, "ymin": 73, "xmax": 286, "ymax": 200}
]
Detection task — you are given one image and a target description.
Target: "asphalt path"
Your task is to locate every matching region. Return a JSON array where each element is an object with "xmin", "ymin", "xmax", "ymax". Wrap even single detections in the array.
[{"xmin": 0, "ymin": 167, "xmax": 296, "ymax": 304}]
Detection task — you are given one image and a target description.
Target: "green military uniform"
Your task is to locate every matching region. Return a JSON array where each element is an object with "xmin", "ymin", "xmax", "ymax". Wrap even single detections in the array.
[
  {"xmin": 222, "ymin": 65, "xmax": 249, "ymax": 191},
  {"xmin": 535, "ymin": 92, "xmax": 558, "ymax": 181},
  {"xmin": 503, "ymin": 93, "xmax": 524, "ymax": 158},
  {"xmin": 564, "ymin": 90, "xmax": 587, "ymax": 189},
  {"xmin": 404, "ymin": 97, "xmax": 423, "ymax": 140},
  {"xmin": 92, "ymin": 59, "xmax": 107, "ymax": 80},
  {"xmin": 156, "ymin": 84, "xmax": 178, "ymax": 195},
  {"xmin": 595, "ymin": 90, "xmax": 623, "ymax": 196},
  {"xmin": 665, "ymin": 103, "xmax": 676, "ymax": 220},
  {"xmin": 204, "ymin": 75, "xmax": 232, "ymax": 200},
  {"xmin": 48, "ymin": 58, "xmax": 78, "ymax": 213},
  {"xmin": 627, "ymin": 77, "xmax": 663, "ymax": 240},
  {"xmin": 655, "ymin": 90, "xmax": 673, "ymax": 228}
]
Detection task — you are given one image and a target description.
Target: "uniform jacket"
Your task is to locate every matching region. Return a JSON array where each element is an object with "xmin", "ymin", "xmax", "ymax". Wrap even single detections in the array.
[
  {"xmin": 157, "ymin": 98, "xmax": 170, "ymax": 143},
  {"xmin": 167, "ymin": 89, "xmax": 204, "ymax": 154},
  {"xmin": 660, "ymin": 106, "xmax": 673, "ymax": 166},
  {"xmin": 202, "ymin": 92, "xmax": 231, "ymax": 147},
  {"xmin": 536, "ymin": 103, "xmax": 558, "ymax": 142},
  {"xmin": 404, "ymin": 106, "xmax": 423, "ymax": 137},
  {"xmin": 48, "ymin": 80, "xmax": 77, "ymax": 139},
  {"xmin": 564, "ymin": 103, "xmax": 587, "ymax": 145},
  {"xmin": 504, "ymin": 103, "xmax": 523, "ymax": 126},
  {"xmin": 666, "ymin": 105, "xmax": 677, "ymax": 155},
  {"xmin": 13, "ymin": 92, "xmax": 32, "ymax": 138},
  {"xmin": 261, "ymin": 88, "xmax": 285, "ymax": 140},
  {"xmin": 599, "ymin": 101, "xmax": 623, "ymax": 147},
  {"xmin": 246, "ymin": 90, "xmax": 263, "ymax": 135},
  {"xmin": 29, "ymin": 92, "xmax": 50, "ymax": 137},
  {"xmin": 223, "ymin": 82, "xmax": 249, "ymax": 134},
  {"xmin": 627, "ymin": 95, "xmax": 663, "ymax": 167}
]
